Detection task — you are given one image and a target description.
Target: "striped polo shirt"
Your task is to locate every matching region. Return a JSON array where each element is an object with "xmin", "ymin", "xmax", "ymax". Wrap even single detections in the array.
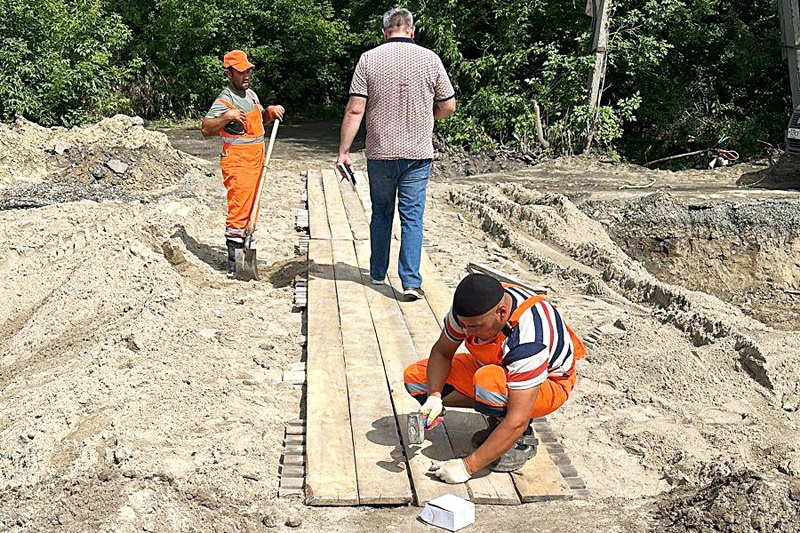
[
  {"xmin": 348, "ymin": 37, "xmax": 455, "ymax": 160},
  {"xmin": 443, "ymin": 287, "xmax": 576, "ymax": 390}
]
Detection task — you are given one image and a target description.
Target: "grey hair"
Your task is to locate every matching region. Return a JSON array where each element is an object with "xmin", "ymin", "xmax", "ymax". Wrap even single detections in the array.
[{"xmin": 383, "ymin": 8, "xmax": 413, "ymax": 31}]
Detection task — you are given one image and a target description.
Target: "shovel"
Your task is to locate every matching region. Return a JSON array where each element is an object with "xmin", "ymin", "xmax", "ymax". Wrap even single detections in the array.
[{"xmin": 234, "ymin": 119, "xmax": 280, "ymax": 281}]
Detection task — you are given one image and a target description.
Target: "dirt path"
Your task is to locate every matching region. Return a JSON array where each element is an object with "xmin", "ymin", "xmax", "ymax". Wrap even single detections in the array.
[{"xmin": 0, "ymin": 117, "xmax": 798, "ymax": 532}]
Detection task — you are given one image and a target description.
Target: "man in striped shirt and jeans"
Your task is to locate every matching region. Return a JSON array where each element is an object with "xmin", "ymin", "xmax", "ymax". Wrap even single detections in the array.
[{"xmin": 404, "ymin": 273, "xmax": 586, "ymax": 483}]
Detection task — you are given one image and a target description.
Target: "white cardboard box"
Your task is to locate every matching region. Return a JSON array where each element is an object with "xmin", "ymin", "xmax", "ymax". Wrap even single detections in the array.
[{"xmin": 419, "ymin": 494, "xmax": 475, "ymax": 531}]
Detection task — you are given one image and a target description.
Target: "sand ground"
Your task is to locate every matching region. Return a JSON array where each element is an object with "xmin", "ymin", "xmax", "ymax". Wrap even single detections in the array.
[{"xmin": 0, "ymin": 116, "xmax": 798, "ymax": 532}]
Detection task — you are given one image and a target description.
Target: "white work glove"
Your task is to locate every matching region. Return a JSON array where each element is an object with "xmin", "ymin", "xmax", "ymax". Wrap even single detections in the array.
[
  {"xmin": 429, "ymin": 459, "xmax": 471, "ymax": 484},
  {"xmin": 419, "ymin": 395, "xmax": 443, "ymax": 429}
]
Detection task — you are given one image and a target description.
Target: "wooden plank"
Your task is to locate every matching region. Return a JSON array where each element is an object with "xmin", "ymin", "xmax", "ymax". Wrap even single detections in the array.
[
  {"xmin": 339, "ymin": 177, "xmax": 370, "ymax": 241},
  {"xmin": 321, "ymin": 169, "xmax": 352, "ymax": 241},
  {"xmin": 511, "ymin": 444, "xmax": 573, "ymax": 502},
  {"xmin": 353, "ymin": 170, "xmax": 371, "ymax": 217},
  {"xmin": 307, "ymin": 170, "xmax": 331, "ymax": 240},
  {"xmin": 467, "ymin": 263, "xmax": 549, "ymax": 295},
  {"xmin": 444, "ymin": 410, "xmax": 520, "ymax": 505},
  {"xmin": 331, "ymin": 239, "xmax": 412, "ymax": 505},
  {"xmin": 385, "ymin": 256, "xmax": 441, "ymax": 360},
  {"xmin": 419, "ymin": 252, "xmax": 453, "ymax": 327},
  {"xmin": 354, "ymin": 240, "xmax": 468, "ymax": 504},
  {"xmin": 305, "ymin": 239, "xmax": 358, "ymax": 505}
]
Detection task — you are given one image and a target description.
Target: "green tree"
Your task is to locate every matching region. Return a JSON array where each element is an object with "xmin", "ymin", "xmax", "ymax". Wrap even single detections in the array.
[
  {"xmin": 0, "ymin": 0, "xmax": 132, "ymax": 125},
  {"xmin": 609, "ymin": 0, "xmax": 787, "ymax": 163},
  {"xmin": 113, "ymin": 0, "xmax": 354, "ymax": 119}
]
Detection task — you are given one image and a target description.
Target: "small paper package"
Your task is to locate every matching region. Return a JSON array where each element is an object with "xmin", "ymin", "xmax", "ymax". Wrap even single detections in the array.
[{"xmin": 419, "ymin": 494, "xmax": 475, "ymax": 531}]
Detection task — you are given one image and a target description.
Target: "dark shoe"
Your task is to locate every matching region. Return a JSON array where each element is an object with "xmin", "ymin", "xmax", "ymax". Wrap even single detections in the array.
[
  {"xmin": 471, "ymin": 416, "xmax": 501, "ymax": 449},
  {"xmin": 402, "ymin": 287, "xmax": 424, "ymax": 301},
  {"xmin": 226, "ymin": 240, "xmax": 244, "ymax": 279},
  {"xmin": 489, "ymin": 424, "xmax": 538, "ymax": 472}
]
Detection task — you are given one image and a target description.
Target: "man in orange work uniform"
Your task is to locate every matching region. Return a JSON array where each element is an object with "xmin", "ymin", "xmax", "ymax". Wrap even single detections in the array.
[
  {"xmin": 201, "ymin": 50, "xmax": 285, "ymax": 278},
  {"xmin": 403, "ymin": 273, "xmax": 586, "ymax": 483}
]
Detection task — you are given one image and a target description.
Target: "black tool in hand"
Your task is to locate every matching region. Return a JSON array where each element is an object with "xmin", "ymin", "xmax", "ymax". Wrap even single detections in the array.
[{"xmin": 337, "ymin": 162, "xmax": 357, "ymax": 187}]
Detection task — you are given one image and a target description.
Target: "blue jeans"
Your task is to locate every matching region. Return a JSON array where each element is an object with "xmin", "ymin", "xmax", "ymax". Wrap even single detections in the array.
[{"xmin": 367, "ymin": 159, "xmax": 432, "ymax": 289}]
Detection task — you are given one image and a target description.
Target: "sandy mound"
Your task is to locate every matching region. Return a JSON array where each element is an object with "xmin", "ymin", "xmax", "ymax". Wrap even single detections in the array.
[{"xmin": 0, "ymin": 115, "xmax": 212, "ymax": 209}]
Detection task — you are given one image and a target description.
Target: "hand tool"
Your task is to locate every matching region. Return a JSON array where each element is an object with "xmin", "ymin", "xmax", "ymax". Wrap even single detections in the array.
[{"xmin": 234, "ymin": 119, "xmax": 280, "ymax": 281}]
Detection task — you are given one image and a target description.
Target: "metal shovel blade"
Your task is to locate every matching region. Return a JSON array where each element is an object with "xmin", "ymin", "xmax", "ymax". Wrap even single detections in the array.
[{"xmin": 234, "ymin": 247, "xmax": 259, "ymax": 282}]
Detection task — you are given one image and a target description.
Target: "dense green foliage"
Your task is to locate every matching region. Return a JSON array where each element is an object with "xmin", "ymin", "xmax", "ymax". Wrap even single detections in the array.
[
  {"xmin": 0, "ymin": 0, "xmax": 791, "ymax": 161},
  {"xmin": 0, "ymin": 0, "xmax": 132, "ymax": 125}
]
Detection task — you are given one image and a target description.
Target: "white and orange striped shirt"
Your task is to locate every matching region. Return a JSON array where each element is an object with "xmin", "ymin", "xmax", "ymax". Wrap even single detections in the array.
[{"xmin": 443, "ymin": 286, "xmax": 576, "ymax": 390}]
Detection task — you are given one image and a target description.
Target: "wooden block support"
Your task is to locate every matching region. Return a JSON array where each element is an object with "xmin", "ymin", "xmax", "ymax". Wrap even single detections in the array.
[{"xmin": 282, "ymin": 455, "xmax": 305, "ymax": 466}]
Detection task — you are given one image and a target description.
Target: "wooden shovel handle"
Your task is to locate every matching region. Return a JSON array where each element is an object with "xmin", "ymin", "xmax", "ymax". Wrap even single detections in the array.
[{"xmin": 247, "ymin": 119, "xmax": 280, "ymax": 235}]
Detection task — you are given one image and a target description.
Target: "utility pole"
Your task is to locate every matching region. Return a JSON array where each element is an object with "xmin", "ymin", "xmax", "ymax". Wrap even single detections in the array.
[
  {"xmin": 778, "ymin": 0, "xmax": 800, "ymax": 109},
  {"xmin": 585, "ymin": 0, "xmax": 611, "ymax": 152}
]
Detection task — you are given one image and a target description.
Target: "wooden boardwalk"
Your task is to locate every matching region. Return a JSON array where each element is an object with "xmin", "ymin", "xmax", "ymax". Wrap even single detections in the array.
[{"xmin": 302, "ymin": 169, "xmax": 573, "ymax": 506}]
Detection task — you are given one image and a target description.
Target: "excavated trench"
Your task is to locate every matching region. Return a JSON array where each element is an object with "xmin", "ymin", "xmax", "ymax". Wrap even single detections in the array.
[
  {"xmin": 446, "ymin": 182, "xmax": 800, "ymax": 531},
  {"xmin": 583, "ymin": 192, "xmax": 800, "ymax": 331}
]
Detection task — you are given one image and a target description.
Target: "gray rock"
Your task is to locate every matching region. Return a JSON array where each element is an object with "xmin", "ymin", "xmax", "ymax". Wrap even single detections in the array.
[
  {"xmin": 286, "ymin": 516, "xmax": 302, "ymax": 528},
  {"xmin": 261, "ymin": 514, "xmax": 278, "ymax": 528},
  {"xmin": 90, "ymin": 165, "xmax": 106, "ymax": 179},
  {"xmin": 53, "ymin": 142, "xmax": 71, "ymax": 155},
  {"xmin": 106, "ymin": 159, "xmax": 129, "ymax": 175}
]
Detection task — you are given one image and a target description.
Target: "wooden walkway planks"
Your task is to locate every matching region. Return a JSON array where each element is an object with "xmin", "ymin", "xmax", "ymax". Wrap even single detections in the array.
[
  {"xmin": 511, "ymin": 445, "xmax": 573, "ymax": 502},
  {"xmin": 305, "ymin": 239, "xmax": 358, "ymax": 505},
  {"xmin": 354, "ymin": 240, "xmax": 469, "ymax": 504},
  {"xmin": 306, "ymin": 170, "xmax": 331, "ymax": 240},
  {"xmin": 331, "ymin": 238, "xmax": 412, "ymax": 505},
  {"xmin": 320, "ymin": 169, "xmax": 352, "ymax": 240},
  {"xmin": 303, "ymin": 168, "xmax": 576, "ymax": 506}
]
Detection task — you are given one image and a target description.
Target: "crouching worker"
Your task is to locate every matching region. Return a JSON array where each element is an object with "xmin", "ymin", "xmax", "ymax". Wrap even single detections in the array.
[{"xmin": 403, "ymin": 273, "xmax": 586, "ymax": 483}]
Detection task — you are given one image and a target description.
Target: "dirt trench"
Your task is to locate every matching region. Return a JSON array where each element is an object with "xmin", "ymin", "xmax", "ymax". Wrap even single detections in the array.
[{"xmin": 439, "ymin": 179, "xmax": 800, "ymax": 531}]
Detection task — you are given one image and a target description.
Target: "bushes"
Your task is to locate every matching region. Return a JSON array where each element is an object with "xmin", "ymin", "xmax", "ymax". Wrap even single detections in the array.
[
  {"xmin": 0, "ymin": 0, "xmax": 791, "ymax": 162},
  {"xmin": 0, "ymin": 0, "xmax": 132, "ymax": 126}
]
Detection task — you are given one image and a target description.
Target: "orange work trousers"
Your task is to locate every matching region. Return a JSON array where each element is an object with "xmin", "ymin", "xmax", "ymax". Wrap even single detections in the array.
[
  {"xmin": 221, "ymin": 143, "xmax": 265, "ymax": 243},
  {"xmin": 403, "ymin": 352, "xmax": 577, "ymax": 419}
]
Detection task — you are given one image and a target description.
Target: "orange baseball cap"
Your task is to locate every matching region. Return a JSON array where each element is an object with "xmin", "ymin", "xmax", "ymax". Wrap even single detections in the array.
[{"xmin": 223, "ymin": 50, "xmax": 254, "ymax": 71}]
